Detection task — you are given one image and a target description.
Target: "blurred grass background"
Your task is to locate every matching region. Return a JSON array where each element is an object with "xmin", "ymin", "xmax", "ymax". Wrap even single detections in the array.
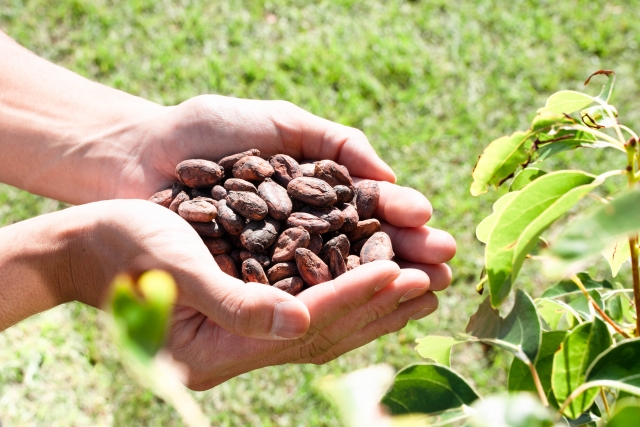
[{"xmin": 1, "ymin": 0, "xmax": 639, "ymax": 425}]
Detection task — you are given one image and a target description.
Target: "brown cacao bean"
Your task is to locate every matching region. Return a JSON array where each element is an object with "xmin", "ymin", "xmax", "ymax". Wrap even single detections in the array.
[
  {"xmin": 211, "ymin": 185, "xmax": 228, "ymax": 200},
  {"xmin": 176, "ymin": 159, "xmax": 225, "ymax": 188},
  {"xmin": 267, "ymin": 261, "xmax": 298, "ymax": 283},
  {"xmin": 232, "ymin": 156, "xmax": 274, "ymax": 181},
  {"xmin": 169, "ymin": 190, "xmax": 190, "ymax": 213},
  {"xmin": 202, "ymin": 237, "xmax": 232, "ymax": 255},
  {"xmin": 149, "ymin": 187, "xmax": 173, "ymax": 208},
  {"xmin": 273, "ymin": 276, "xmax": 303, "ymax": 295},
  {"xmin": 272, "ymin": 227, "xmax": 310, "ymax": 262},
  {"xmin": 299, "ymin": 162, "xmax": 316, "ymax": 177},
  {"xmin": 240, "ymin": 217, "xmax": 280, "ymax": 252},
  {"xmin": 230, "ymin": 249, "xmax": 242, "ymax": 265},
  {"xmin": 218, "ymin": 149, "xmax": 261, "ymax": 171},
  {"xmin": 300, "ymin": 206, "xmax": 344, "ymax": 232},
  {"xmin": 239, "ymin": 251, "xmax": 271, "ymax": 268},
  {"xmin": 269, "ymin": 154, "xmax": 303, "ymax": 187},
  {"xmin": 334, "ymin": 185, "xmax": 354, "ymax": 205},
  {"xmin": 258, "ymin": 178, "xmax": 292, "ymax": 220},
  {"xmin": 214, "ymin": 254, "xmax": 239, "ymax": 278},
  {"xmin": 346, "ymin": 218, "xmax": 381, "ymax": 242},
  {"xmin": 178, "ymin": 199, "xmax": 218, "ymax": 222},
  {"xmin": 338, "ymin": 203, "xmax": 359, "ymax": 233},
  {"xmin": 224, "ymin": 178, "xmax": 258, "ymax": 193},
  {"xmin": 314, "ymin": 160, "xmax": 354, "ymax": 189},
  {"xmin": 346, "ymin": 255, "xmax": 361, "ymax": 271},
  {"xmin": 327, "ymin": 246, "xmax": 347, "ymax": 278},
  {"xmin": 295, "ymin": 248, "xmax": 332, "ymax": 286},
  {"xmin": 308, "ymin": 234, "xmax": 323, "ymax": 255},
  {"xmin": 286, "ymin": 212, "xmax": 331, "ymax": 234},
  {"xmin": 360, "ymin": 232, "xmax": 394, "ymax": 264},
  {"xmin": 355, "ymin": 180, "xmax": 380, "ymax": 220},
  {"xmin": 319, "ymin": 234, "xmax": 350, "ymax": 263},
  {"xmin": 216, "ymin": 199, "xmax": 245, "ymax": 235},
  {"xmin": 191, "ymin": 188, "xmax": 212, "ymax": 199},
  {"xmin": 241, "ymin": 258, "xmax": 269, "ymax": 284},
  {"xmin": 188, "ymin": 219, "xmax": 225, "ymax": 237},
  {"xmin": 350, "ymin": 238, "xmax": 368, "ymax": 255},
  {"xmin": 287, "ymin": 177, "xmax": 337, "ymax": 207},
  {"xmin": 192, "ymin": 196, "xmax": 217, "ymax": 207},
  {"xmin": 226, "ymin": 191, "xmax": 269, "ymax": 221}
]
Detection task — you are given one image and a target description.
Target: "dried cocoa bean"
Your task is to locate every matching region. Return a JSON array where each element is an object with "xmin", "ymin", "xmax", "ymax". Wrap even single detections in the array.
[
  {"xmin": 149, "ymin": 187, "xmax": 173, "ymax": 208},
  {"xmin": 192, "ymin": 196, "xmax": 217, "ymax": 207},
  {"xmin": 334, "ymin": 185, "xmax": 354, "ymax": 205},
  {"xmin": 295, "ymin": 248, "xmax": 332, "ymax": 286},
  {"xmin": 267, "ymin": 261, "xmax": 298, "ymax": 283},
  {"xmin": 214, "ymin": 254, "xmax": 239, "ymax": 278},
  {"xmin": 241, "ymin": 258, "xmax": 269, "ymax": 284},
  {"xmin": 232, "ymin": 156, "xmax": 274, "ymax": 181},
  {"xmin": 314, "ymin": 160, "xmax": 354, "ymax": 189},
  {"xmin": 355, "ymin": 180, "xmax": 380, "ymax": 220},
  {"xmin": 202, "ymin": 237, "xmax": 232, "ymax": 255},
  {"xmin": 327, "ymin": 246, "xmax": 347, "ymax": 278},
  {"xmin": 360, "ymin": 232, "xmax": 394, "ymax": 264},
  {"xmin": 169, "ymin": 190, "xmax": 190, "ymax": 213},
  {"xmin": 176, "ymin": 159, "xmax": 225, "ymax": 188},
  {"xmin": 301, "ymin": 206, "xmax": 344, "ymax": 232},
  {"xmin": 269, "ymin": 154, "xmax": 302, "ymax": 187},
  {"xmin": 226, "ymin": 191, "xmax": 268, "ymax": 221},
  {"xmin": 319, "ymin": 234, "xmax": 350, "ymax": 262},
  {"xmin": 240, "ymin": 251, "xmax": 271, "ymax": 268},
  {"xmin": 299, "ymin": 162, "xmax": 316, "ymax": 177},
  {"xmin": 178, "ymin": 199, "xmax": 218, "ymax": 222},
  {"xmin": 308, "ymin": 234, "xmax": 323, "ymax": 255},
  {"xmin": 188, "ymin": 219, "xmax": 225, "ymax": 237},
  {"xmin": 346, "ymin": 218, "xmax": 381, "ymax": 242},
  {"xmin": 273, "ymin": 276, "xmax": 303, "ymax": 295},
  {"xmin": 346, "ymin": 255, "xmax": 360, "ymax": 271},
  {"xmin": 216, "ymin": 199, "xmax": 245, "ymax": 235},
  {"xmin": 211, "ymin": 185, "xmax": 228, "ymax": 200},
  {"xmin": 291, "ymin": 198, "xmax": 306, "ymax": 212},
  {"xmin": 240, "ymin": 217, "xmax": 280, "ymax": 252},
  {"xmin": 191, "ymin": 188, "xmax": 212, "ymax": 199},
  {"xmin": 224, "ymin": 178, "xmax": 258, "ymax": 193},
  {"xmin": 286, "ymin": 212, "xmax": 331, "ymax": 234},
  {"xmin": 272, "ymin": 227, "xmax": 310, "ymax": 262},
  {"xmin": 287, "ymin": 177, "xmax": 337, "ymax": 207},
  {"xmin": 258, "ymin": 178, "xmax": 292, "ymax": 220},
  {"xmin": 218, "ymin": 149, "xmax": 261, "ymax": 171},
  {"xmin": 230, "ymin": 249, "xmax": 242, "ymax": 265},
  {"xmin": 338, "ymin": 203, "xmax": 359, "ymax": 233},
  {"xmin": 350, "ymin": 238, "xmax": 368, "ymax": 255}
]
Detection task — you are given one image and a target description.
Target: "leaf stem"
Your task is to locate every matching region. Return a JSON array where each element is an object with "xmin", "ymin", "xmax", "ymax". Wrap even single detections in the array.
[
  {"xmin": 559, "ymin": 380, "xmax": 640, "ymax": 416},
  {"xmin": 568, "ymin": 125, "xmax": 627, "ymax": 151},
  {"xmin": 626, "ymin": 142, "xmax": 640, "ymax": 337},
  {"xmin": 570, "ymin": 275, "xmax": 631, "ymax": 338},
  {"xmin": 600, "ymin": 387, "xmax": 611, "ymax": 417},
  {"xmin": 527, "ymin": 361, "xmax": 550, "ymax": 407}
]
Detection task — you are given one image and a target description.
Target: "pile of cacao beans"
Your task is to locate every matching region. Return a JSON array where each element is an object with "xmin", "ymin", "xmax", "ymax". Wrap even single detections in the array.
[{"xmin": 149, "ymin": 149, "xmax": 394, "ymax": 296}]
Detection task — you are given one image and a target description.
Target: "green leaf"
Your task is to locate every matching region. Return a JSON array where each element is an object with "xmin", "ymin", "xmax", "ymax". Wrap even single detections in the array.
[
  {"xmin": 586, "ymin": 337, "xmax": 640, "ymax": 387},
  {"xmin": 531, "ymin": 112, "xmax": 576, "ymax": 132},
  {"xmin": 535, "ymin": 129, "xmax": 599, "ymax": 162},
  {"xmin": 552, "ymin": 318, "xmax": 612, "ymax": 419},
  {"xmin": 466, "ymin": 289, "xmax": 541, "ymax": 363},
  {"xmin": 551, "ymin": 188, "xmax": 640, "ymax": 265},
  {"xmin": 415, "ymin": 336, "xmax": 466, "ymax": 367},
  {"xmin": 476, "ymin": 192, "xmax": 519, "ymax": 244},
  {"xmin": 601, "ymin": 235, "xmax": 631, "ymax": 277},
  {"xmin": 486, "ymin": 170, "xmax": 597, "ymax": 306},
  {"xmin": 381, "ymin": 363, "xmax": 480, "ymax": 415},
  {"xmin": 541, "ymin": 272, "xmax": 613, "ymax": 299},
  {"xmin": 471, "ymin": 131, "xmax": 533, "ymax": 196},
  {"xmin": 537, "ymin": 90, "xmax": 594, "ymax": 115},
  {"xmin": 587, "ymin": 70, "xmax": 616, "ymax": 103},
  {"xmin": 536, "ymin": 299, "xmax": 580, "ymax": 331},
  {"xmin": 508, "ymin": 331, "xmax": 568, "ymax": 408},
  {"xmin": 469, "ymin": 393, "xmax": 561, "ymax": 427},
  {"xmin": 606, "ymin": 398, "xmax": 640, "ymax": 427},
  {"xmin": 510, "ymin": 168, "xmax": 548, "ymax": 191},
  {"xmin": 568, "ymin": 290, "xmax": 604, "ymax": 321}
]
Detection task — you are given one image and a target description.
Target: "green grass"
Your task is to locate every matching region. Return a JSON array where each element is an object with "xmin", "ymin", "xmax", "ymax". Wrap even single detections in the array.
[{"xmin": 2, "ymin": 0, "xmax": 640, "ymax": 425}]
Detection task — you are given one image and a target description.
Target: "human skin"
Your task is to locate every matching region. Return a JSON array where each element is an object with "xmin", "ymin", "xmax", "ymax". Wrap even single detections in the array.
[{"xmin": 0, "ymin": 31, "xmax": 456, "ymax": 389}]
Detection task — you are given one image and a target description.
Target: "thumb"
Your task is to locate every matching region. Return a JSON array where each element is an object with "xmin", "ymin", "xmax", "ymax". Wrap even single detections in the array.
[{"xmin": 187, "ymin": 268, "xmax": 311, "ymax": 340}]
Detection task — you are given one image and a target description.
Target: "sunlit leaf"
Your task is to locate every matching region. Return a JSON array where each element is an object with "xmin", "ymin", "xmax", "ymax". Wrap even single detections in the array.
[
  {"xmin": 568, "ymin": 290, "xmax": 604, "ymax": 321},
  {"xmin": 476, "ymin": 192, "xmax": 519, "ymax": 244},
  {"xmin": 509, "ymin": 168, "xmax": 547, "ymax": 191},
  {"xmin": 469, "ymin": 393, "xmax": 563, "ymax": 427},
  {"xmin": 536, "ymin": 299, "xmax": 580, "ymax": 331},
  {"xmin": 541, "ymin": 273, "xmax": 613, "ymax": 299},
  {"xmin": 586, "ymin": 338, "xmax": 640, "ymax": 387},
  {"xmin": 471, "ymin": 131, "xmax": 533, "ymax": 196},
  {"xmin": 531, "ymin": 112, "xmax": 576, "ymax": 132},
  {"xmin": 381, "ymin": 364, "xmax": 480, "ymax": 415},
  {"xmin": 580, "ymin": 104, "xmax": 618, "ymax": 129},
  {"xmin": 415, "ymin": 336, "xmax": 466, "ymax": 367},
  {"xmin": 537, "ymin": 91, "xmax": 594, "ymax": 115},
  {"xmin": 508, "ymin": 331, "xmax": 567, "ymax": 408},
  {"xmin": 485, "ymin": 171, "xmax": 597, "ymax": 306},
  {"xmin": 585, "ymin": 70, "xmax": 616, "ymax": 103},
  {"xmin": 606, "ymin": 397, "xmax": 640, "ymax": 427},
  {"xmin": 552, "ymin": 318, "xmax": 611, "ymax": 419},
  {"xmin": 466, "ymin": 290, "xmax": 541, "ymax": 363},
  {"xmin": 535, "ymin": 128, "xmax": 599, "ymax": 162},
  {"xmin": 601, "ymin": 236, "xmax": 631, "ymax": 277}
]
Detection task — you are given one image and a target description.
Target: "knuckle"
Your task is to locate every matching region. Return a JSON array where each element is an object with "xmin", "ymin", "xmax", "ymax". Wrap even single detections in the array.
[{"xmin": 222, "ymin": 293, "xmax": 259, "ymax": 335}]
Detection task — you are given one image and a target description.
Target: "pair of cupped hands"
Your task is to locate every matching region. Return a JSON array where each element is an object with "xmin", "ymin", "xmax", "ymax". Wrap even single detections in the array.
[{"xmin": 55, "ymin": 96, "xmax": 456, "ymax": 390}]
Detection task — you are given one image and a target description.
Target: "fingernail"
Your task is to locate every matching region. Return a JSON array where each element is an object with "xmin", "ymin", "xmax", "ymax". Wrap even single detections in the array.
[
  {"xmin": 410, "ymin": 306, "xmax": 437, "ymax": 320},
  {"xmin": 374, "ymin": 272, "xmax": 399, "ymax": 292},
  {"xmin": 399, "ymin": 288, "xmax": 426, "ymax": 303},
  {"xmin": 271, "ymin": 301, "xmax": 308, "ymax": 339}
]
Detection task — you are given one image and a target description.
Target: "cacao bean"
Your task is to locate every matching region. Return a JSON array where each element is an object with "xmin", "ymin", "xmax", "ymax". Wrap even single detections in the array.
[
  {"xmin": 241, "ymin": 258, "xmax": 269, "ymax": 284},
  {"xmin": 269, "ymin": 154, "xmax": 302, "ymax": 187},
  {"xmin": 176, "ymin": 159, "xmax": 225, "ymax": 188},
  {"xmin": 169, "ymin": 190, "xmax": 190, "ymax": 213},
  {"xmin": 319, "ymin": 234, "xmax": 350, "ymax": 263},
  {"xmin": 346, "ymin": 255, "xmax": 361, "ymax": 271},
  {"xmin": 338, "ymin": 203, "xmax": 359, "ymax": 233},
  {"xmin": 211, "ymin": 185, "xmax": 228, "ymax": 201},
  {"xmin": 360, "ymin": 232, "xmax": 394, "ymax": 264},
  {"xmin": 299, "ymin": 162, "xmax": 316, "ymax": 177},
  {"xmin": 258, "ymin": 178, "xmax": 292, "ymax": 220},
  {"xmin": 300, "ymin": 205, "xmax": 344, "ymax": 232},
  {"xmin": 273, "ymin": 276, "xmax": 303, "ymax": 295},
  {"xmin": 216, "ymin": 199, "xmax": 245, "ymax": 235},
  {"xmin": 191, "ymin": 188, "xmax": 212, "ymax": 199},
  {"xmin": 308, "ymin": 234, "xmax": 323, "ymax": 255},
  {"xmin": 192, "ymin": 196, "xmax": 217, "ymax": 207},
  {"xmin": 291, "ymin": 198, "xmax": 306, "ymax": 212},
  {"xmin": 327, "ymin": 246, "xmax": 347, "ymax": 278},
  {"xmin": 239, "ymin": 251, "xmax": 271, "ymax": 268},
  {"xmin": 202, "ymin": 237, "xmax": 232, "ymax": 255},
  {"xmin": 218, "ymin": 149, "xmax": 261, "ymax": 171},
  {"xmin": 230, "ymin": 249, "xmax": 242, "ymax": 265},
  {"xmin": 272, "ymin": 227, "xmax": 310, "ymax": 262},
  {"xmin": 227, "ymin": 233, "xmax": 244, "ymax": 249},
  {"xmin": 149, "ymin": 187, "xmax": 173, "ymax": 208},
  {"xmin": 346, "ymin": 218, "xmax": 381, "ymax": 242},
  {"xmin": 240, "ymin": 217, "xmax": 280, "ymax": 252},
  {"xmin": 188, "ymin": 219, "xmax": 225, "ymax": 237},
  {"xmin": 350, "ymin": 238, "xmax": 368, "ymax": 255},
  {"xmin": 286, "ymin": 212, "xmax": 331, "ymax": 234},
  {"xmin": 232, "ymin": 156, "xmax": 274, "ymax": 181},
  {"xmin": 267, "ymin": 261, "xmax": 298, "ymax": 283},
  {"xmin": 295, "ymin": 248, "xmax": 332, "ymax": 286},
  {"xmin": 226, "ymin": 191, "xmax": 268, "ymax": 221},
  {"xmin": 214, "ymin": 254, "xmax": 239, "ymax": 278},
  {"xmin": 334, "ymin": 185, "xmax": 354, "ymax": 205},
  {"xmin": 224, "ymin": 178, "xmax": 258, "ymax": 193},
  {"xmin": 314, "ymin": 160, "xmax": 354, "ymax": 189},
  {"xmin": 354, "ymin": 180, "xmax": 380, "ymax": 220},
  {"xmin": 178, "ymin": 199, "xmax": 218, "ymax": 222},
  {"xmin": 287, "ymin": 177, "xmax": 337, "ymax": 207}
]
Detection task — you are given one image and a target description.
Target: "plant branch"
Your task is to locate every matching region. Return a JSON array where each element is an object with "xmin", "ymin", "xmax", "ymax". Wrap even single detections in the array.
[
  {"xmin": 527, "ymin": 361, "xmax": 549, "ymax": 407},
  {"xmin": 559, "ymin": 380, "xmax": 640, "ymax": 416},
  {"xmin": 568, "ymin": 125, "xmax": 627, "ymax": 151},
  {"xmin": 625, "ymin": 142, "xmax": 640, "ymax": 337},
  {"xmin": 570, "ymin": 275, "xmax": 631, "ymax": 338},
  {"xmin": 600, "ymin": 387, "xmax": 611, "ymax": 417}
]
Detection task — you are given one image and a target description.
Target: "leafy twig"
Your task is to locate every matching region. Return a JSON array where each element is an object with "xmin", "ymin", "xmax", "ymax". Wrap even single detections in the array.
[{"xmin": 527, "ymin": 362, "xmax": 549, "ymax": 407}]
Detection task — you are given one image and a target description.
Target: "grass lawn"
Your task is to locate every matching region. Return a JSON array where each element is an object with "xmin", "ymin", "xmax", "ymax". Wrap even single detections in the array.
[{"xmin": 1, "ymin": 0, "xmax": 640, "ymax": 425}]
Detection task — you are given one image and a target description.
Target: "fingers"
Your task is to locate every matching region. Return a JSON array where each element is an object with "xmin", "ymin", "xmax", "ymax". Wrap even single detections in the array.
[
  {"xmin": 355, "ymin": 180, "xmax": 432, "ymax": 227},
  {"xmin": 380, "ymin": 223, "xmax": 457, "ymax": 264},
  {"xmin": 395, "ymin": 262, "xmax": 452, "ymax": 292}
]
